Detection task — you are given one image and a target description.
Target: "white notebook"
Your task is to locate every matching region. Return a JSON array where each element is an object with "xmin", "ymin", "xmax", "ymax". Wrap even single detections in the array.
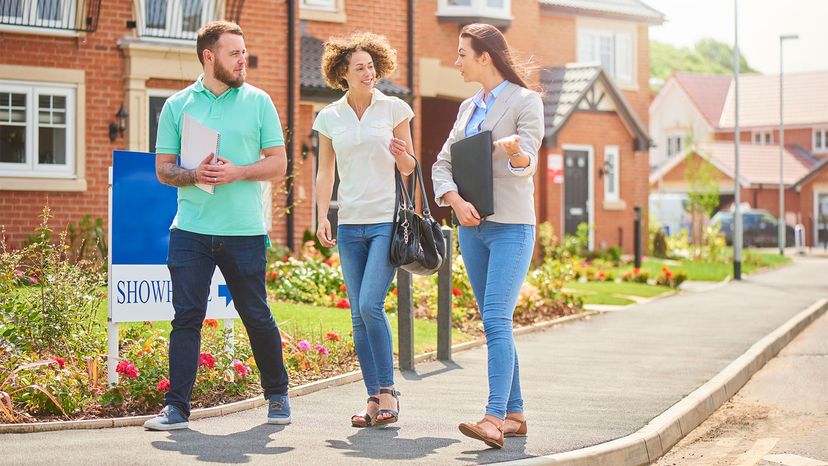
[{"xmin": 181, "ymin": 113, "xmax": 220, "ymax": 194}]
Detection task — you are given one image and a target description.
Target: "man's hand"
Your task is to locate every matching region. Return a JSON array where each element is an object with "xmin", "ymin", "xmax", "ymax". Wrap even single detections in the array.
[{"xmin": 202, "ymin": 156, "xmax": 244, "ymax": 185}]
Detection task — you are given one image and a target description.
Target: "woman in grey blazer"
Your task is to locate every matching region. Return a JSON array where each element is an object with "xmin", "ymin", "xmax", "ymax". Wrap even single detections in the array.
[{"xmin": 431, "ymin": 23, "xmax": 544, "ymax": 449}]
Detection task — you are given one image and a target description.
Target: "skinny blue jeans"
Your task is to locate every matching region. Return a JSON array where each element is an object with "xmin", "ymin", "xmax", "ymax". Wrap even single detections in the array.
[
  {"xmin": 459, "ymin": 222, "xmax": 534, "ymax": 419},
  {"xmin": 337, "ymin": 223, "xmax": 397, "ymax": 395}
]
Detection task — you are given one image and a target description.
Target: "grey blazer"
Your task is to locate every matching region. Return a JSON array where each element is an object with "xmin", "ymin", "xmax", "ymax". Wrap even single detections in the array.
[{"xmin": 431, "ymin": 81, "xmax": 544, "ymax": 225}]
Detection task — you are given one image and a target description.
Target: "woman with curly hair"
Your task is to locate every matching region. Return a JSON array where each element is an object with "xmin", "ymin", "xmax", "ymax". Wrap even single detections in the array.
[
  {"xmin": 313, "ymin": 32, "xmax": 415, "ymax": 427},
  {"xmin": 431, "ymin": 23, "xmax": 544, "ymax": 449}
]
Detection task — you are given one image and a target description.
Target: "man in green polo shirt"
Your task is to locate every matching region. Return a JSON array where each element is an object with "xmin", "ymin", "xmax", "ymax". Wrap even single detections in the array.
[{"xmin": 144, "ymin": 20, "xmax": 291, "ymax": 431}]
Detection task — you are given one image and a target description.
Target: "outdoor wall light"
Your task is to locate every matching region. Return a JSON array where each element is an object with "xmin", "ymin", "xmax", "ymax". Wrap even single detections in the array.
[{"xmin": 108, "ymin": 104, "xmax": 129, "ymax": 142}]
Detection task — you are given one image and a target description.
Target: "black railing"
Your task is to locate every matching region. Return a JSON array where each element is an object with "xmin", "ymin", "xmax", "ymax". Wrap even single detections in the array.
[
  {"xmin": 139, "ymin": 0, "xmax": 244, "ymax": 41},
  {"xmin": 0, "ymin": 0, "xmax": 101, "ymax": 32}
]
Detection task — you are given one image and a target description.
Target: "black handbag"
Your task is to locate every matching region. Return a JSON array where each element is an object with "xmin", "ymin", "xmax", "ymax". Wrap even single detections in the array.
[{"xmin": 389, "ymin": 159, "xmax": 447, "ymax": 275}]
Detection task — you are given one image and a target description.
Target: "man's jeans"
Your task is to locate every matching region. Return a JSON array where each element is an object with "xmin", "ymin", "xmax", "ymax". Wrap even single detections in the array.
[
  {"xmin": 337, "ymin": 223, "xmax": 397, "ymax": 396},
  {"xmin": 458, "ymin": 222, "xmax": 534, "ymax": 419},
  {"xmin": 165, "ymin": 229, "xmax": 289, "ymax": 416}
]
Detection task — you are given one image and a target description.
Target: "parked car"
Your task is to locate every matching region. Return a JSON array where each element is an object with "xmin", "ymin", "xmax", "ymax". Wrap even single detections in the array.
[{"xmin": 709, "ymin": 209, "xmax": 795, "ymax": 248}]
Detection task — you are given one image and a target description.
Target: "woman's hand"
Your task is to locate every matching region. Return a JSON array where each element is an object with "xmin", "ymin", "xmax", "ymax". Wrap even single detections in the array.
[
  {"xmin": 445, "ymin": 192, "xmax": 481, "ymax": 226},
  {"xmin": 316, "ymin": 217, "xmax": 336, "ymax": 248},
  {"xmin": 493, "ymin": 134, "xmax": 521, "ymax": 155},
  {"xmin": 389, "ymin": 137, "xmax": 409, "ymax": 158}
]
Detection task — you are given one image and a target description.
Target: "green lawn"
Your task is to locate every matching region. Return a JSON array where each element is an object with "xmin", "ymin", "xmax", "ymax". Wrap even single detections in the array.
[
  {"xmin": 627, "ymin": 250, "xmax": 792, "ymax": 282},
  {"xmin": 564, "ymin": 281, "xmax": 672, "ymax": 307},
  {"xmin": 96, "ymin": 301, "xmax": 471, "ymax": 355}
]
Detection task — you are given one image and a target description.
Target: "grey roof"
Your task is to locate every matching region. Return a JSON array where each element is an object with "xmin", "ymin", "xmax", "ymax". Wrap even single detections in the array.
[
  {"xmin": 539, "ymin": 0, "xmax": 665, "ymax": 24},
  {"xmin": 541, "ymin": 63, "xmax": 650, "ymax": 149},
  {"xmin": 300, "ymin": 35, "xmax": 410, "ymax": 97}
]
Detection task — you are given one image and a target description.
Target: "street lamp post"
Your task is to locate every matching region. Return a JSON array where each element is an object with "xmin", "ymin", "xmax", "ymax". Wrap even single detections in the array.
[
  {"xmin": 779, "ymin": 34, "xmax": 799, "ymax": 255},
  {"xmin": 733, "ymin": 0, "xmax": 743, "ymax": 280}
]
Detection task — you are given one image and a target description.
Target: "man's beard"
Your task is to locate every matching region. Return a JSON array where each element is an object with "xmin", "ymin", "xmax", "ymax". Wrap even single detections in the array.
[{"xmin": 214, "ymin": 61, "xmax": 246, "ymax": 88}]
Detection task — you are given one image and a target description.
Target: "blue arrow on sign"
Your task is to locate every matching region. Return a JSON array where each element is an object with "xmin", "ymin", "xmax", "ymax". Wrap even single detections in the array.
[{"xmin": 218, "ymin": 284, "xmax": 233, "ymax": 307}]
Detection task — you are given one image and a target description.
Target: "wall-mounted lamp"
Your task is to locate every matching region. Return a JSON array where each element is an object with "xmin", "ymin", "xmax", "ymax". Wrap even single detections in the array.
[
  {"xmin": 108, "ymin": 104, "xmax": 128, "ymax": 142},
  {"xmin": 598, "ymin": 159, "xmax": 613, "ymax": 178}
]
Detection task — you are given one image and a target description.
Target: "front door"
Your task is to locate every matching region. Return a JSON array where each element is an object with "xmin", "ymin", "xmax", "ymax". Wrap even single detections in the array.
[
  {"xmin": 564, "ymin": 149, "xmax": 589, "ymax": 236},
  {"xmin": 818, "ymin": 193, "xmax": 828, "ymax": 247}
]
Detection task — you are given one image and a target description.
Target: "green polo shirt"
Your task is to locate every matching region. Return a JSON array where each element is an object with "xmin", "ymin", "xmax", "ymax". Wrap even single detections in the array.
[{"xmin": 155, "ymin": 76, "xmax": 284, "ymax": 236}]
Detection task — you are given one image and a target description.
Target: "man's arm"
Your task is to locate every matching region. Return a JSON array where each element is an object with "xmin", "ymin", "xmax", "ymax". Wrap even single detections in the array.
[
  {"xmin": 156, "ymin": 153, "xmax": 197, "ymax": 187},
  {"xmin": 203, "ymin": 145, "xmax": 287, "ymax": 185}
]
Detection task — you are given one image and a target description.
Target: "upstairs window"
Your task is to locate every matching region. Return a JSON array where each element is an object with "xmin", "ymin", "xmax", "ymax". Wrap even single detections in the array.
[
  {"xmin": 752, "ymin": 130, "xmax": 773, "ymax": 145},
  {"xmin": 139, "ymin": 0, "xmax": 212, "ymax": 41},
  {"xmin": 437, "ymin": 0, "xmax": 511, "ymax": 24},
  {"xmin": 578, "ymin": 29, "xmax": 633, "ymax": 86},
  {"xmin": 814, "ymin": 128, "xmax": 827, "ymax": 154}
]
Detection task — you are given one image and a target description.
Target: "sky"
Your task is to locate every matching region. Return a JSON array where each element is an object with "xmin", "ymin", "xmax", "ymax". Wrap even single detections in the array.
[{"xmin": 645, "ymin": 0, "xmax": 828, "ymax": 75}]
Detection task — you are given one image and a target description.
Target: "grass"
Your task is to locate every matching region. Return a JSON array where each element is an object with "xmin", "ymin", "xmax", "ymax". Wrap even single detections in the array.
[
  {"xmin": 564, "ymin": 281, "xmax": 672, "ymax": 307},
  {"xmin": 627, "ymin": 249, "xmax": 793, "ymax": 282},
  {"xmin": 96, "ymin": 301, "xmax": 472, "ymax": 356}
]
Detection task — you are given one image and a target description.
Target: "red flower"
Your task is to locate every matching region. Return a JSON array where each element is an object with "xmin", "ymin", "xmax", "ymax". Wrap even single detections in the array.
[
  {"xmin": 156, "ymin": 379, "xmax": 170, "ymax": 392},
  {"xmin": 325, "ymin": 331, "xmax": 341, "ymax": 342},
  {"xmin": 452, "ymin": 288, "xmax": 462, "ymax": 296},
  {"xmin": 203, "ymin": 319, "xmax": 219, "ymax": 328},
  {"xmin": 392, "ymin": 288, "xmax": 398, "ymax": 296},
  {"xmin": 281, "ymin": 341, "xmax": 288, "ymax": 349},
  {"xmin": 323, "ymin": 258, "xmax": 333, "ymax": 266},
  {"xmin": 232, "ymin": 359, "xmax": 252, "ymax": 379},
  {"xmin": 633, "ymin": 267, "xmax": 641, "ymax": 275},
  {"xmin": 53, "ymin": 357, "xmax": 66, "ymax": 369},
  {"xmin": 340, "ymin": 284, "xmax": 347, "ymax": 292},
  {"xmin": 198, "ymin": 353, "xmax": 216, "ymax": 369},
  {"xmin": 598, "ymin": 271, "xmax": 606, "ymax": 281},
  {"xmin": 336, "ymin": 298, "xmax": 350, "ymax": 309},
  {"xmin": 282, "ymin": 256, "xmax": 290, "ymax": 263},
  {"xmin": 115, "ymin": 360, "xmax": 138, "ymax": 379}
]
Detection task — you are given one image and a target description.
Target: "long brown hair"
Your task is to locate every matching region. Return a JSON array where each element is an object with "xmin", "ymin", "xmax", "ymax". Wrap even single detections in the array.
[{"xmin": 460, "ymin": 23, "xmax": 529, "ymax": 89}]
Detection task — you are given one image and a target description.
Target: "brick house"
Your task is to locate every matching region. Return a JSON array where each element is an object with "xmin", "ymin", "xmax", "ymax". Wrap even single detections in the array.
[
  {"xmin": 1, "ymin": 0, "xmax": 662, "ymax": 255},
  {"xmin": 649, "ymin": 71, "xmax": 828, "ymax": 245}
]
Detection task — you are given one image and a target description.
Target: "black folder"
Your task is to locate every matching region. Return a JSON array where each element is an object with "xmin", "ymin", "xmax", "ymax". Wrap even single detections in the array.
[{"xmin": 450, "ymin": 130, "xmax": 494, "ymax": 218}]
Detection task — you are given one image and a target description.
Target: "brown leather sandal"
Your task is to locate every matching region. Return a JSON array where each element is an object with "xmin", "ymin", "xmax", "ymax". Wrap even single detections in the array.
[
  {"xmin": 503, "ymin": 413, "xmax": 527, "ymax": 437},
  {"xmin": 458, "ymin": 418, "xmax": 505, "ymax": 449},
  {"xmin": 373, "ymin": 388, "xmax": 400, "ymax": 426},
  {"xmin": 350, "ymin": 396, "xmax": 379, "ymax": 428}
]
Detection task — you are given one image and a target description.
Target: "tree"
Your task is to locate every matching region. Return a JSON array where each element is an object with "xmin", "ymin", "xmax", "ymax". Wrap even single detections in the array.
[
  {"xmin": 684, "ymin": 151, "xmax": 720, "ymax": 250},
  {"xmin": 650, "ymin": 38, "xmax": 757, "ymax": 90}
]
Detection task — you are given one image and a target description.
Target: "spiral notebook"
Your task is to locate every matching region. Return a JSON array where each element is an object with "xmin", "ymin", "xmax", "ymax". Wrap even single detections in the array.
[{"xmin": 181, "ymin": 113, "xmax": 220, "ymax": 194}]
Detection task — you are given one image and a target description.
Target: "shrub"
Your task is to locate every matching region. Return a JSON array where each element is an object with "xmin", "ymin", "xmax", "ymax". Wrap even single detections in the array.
[
  {"xmin": 655, "ymin": 266, "xmax": 688, "ymax": 288},
  {"xmin": 652, "ymin": 229, "xmax": 668, "ymax": 258},
  {"xmin": 621, "ymin": 267, "xmax": 650, "ymax": 284}
]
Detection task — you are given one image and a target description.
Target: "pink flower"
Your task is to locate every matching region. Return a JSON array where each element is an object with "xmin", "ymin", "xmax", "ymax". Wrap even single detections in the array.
[
  {"xmin": 232, "ymin": 359, "xmax": 252, "ymax": 379},
  {"xmin": 156, "ymin": 379, "xmax": 170, "ymax": 392},
  {"xmin": 115, "ymin": 360, "xmax": 138, "ymax": 379},
  {"xmin": 314, "ymin": 344, "xmax": 329, "ymax": 356},
  {"xmin": 298, "ymin": 340, "xmax": 311, "ymax": 352},
  {"xmin": 199, "ymin": 353, "xmax": 216, "ymax": 369},
  {"xmin": 53, "ymin": 357, "xmax": 66, "ymax": 369}
]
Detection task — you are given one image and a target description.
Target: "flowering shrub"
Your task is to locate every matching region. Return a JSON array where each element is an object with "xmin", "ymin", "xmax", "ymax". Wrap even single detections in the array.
[
  {"xmin": 267, "ymin": 256, "xmax": 345, "ymax": 307},
  {"xmin": 621, "ymin": 267, "xmax": 650, "ymax": 284},
  {"xmin": 655, "ymin": 266, "xmax": 688, "ymax": 288}
]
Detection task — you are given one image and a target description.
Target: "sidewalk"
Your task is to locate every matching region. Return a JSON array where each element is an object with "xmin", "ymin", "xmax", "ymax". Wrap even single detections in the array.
[{"xmin": 3, "ymin": 256, "xmax": 827, "ymax": 465}]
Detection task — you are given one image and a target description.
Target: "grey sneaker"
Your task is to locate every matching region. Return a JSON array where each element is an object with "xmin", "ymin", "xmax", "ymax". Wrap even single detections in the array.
[
  {"xmin": 267, "ymin": 394, "xmax": 291, "ymax": 425},
  {"xmin": 143, "ymin": 405, "xmax": 189, "ymax": 431}
]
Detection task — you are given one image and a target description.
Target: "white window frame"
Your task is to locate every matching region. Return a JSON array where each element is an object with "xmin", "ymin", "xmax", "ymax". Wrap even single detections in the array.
[
  {"xmin": 752, "ymin": 130, "xmax": 773, "ymax": 145},
  {"xmin": 437, "ymin": 0, "xmax": 512, "ymax": 20},
  {"xmin": 0, "ymin": 0, "xmax": 76, "ymax": 30},
  {"xmin": 300, "ymin": 0, "xmax": 337, "ymax": 12},
  {"xmin": 138, "ymin": 0, "xmax": 212, "ymax": 41},
  {"xmin": 604, "ymin": 145, "xmax": 620, "ymax": 201},
  {"xmin": 0, "ymin": 80, "xmax": 75, "ymax": 178},
  {"xmin": 666, "ymin": 132, "xmax": 684, "ymax": 157},
  {"xmin": 578, "ymin": 28, "xmax": 634, "ymax": 86},
  {"xmin": 813, "ymin": 127, "xmax": 828, "ymax": 154}
]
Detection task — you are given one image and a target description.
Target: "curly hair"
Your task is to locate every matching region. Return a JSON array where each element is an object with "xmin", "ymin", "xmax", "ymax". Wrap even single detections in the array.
[{"xmin": 320, "ymin": 32, "xmax": 398, "ymax": 91}]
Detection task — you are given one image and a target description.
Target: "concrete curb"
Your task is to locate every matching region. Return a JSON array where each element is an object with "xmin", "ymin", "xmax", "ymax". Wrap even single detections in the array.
[
  {"xmin": 0, "ymin": 311, "xmax": 598, "ymax": 434},
  {"xmin": 498, "ymin": 297, "xmax": 828, "ymax": 466}
]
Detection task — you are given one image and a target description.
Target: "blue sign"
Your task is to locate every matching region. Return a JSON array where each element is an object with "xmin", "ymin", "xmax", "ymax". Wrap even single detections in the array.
[{"xmin": 109, "ymin": 151, "xmax": 238, "ymax": 322}]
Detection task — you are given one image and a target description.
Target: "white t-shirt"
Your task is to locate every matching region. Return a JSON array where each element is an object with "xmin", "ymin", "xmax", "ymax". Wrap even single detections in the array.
[{"xmin": 313, "ymin": 89, "xmax": 415, "ymax": 225}]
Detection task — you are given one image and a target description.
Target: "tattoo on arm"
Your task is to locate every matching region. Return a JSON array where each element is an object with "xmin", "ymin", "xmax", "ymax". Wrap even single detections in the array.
[{"xmin": 158, "ymin": 162, "xmax": 197, "ymax": 187}]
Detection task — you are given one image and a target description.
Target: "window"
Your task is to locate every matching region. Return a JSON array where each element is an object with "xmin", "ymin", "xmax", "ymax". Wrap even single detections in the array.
[
  {"xmin": 0, "ymin": 0, "xmax": 75, "ymax": 29},
  {"xmin": 578, "ymin": 29, "xmax": 633, "ymax": 85},
  {"xmin": 139, "ymin": 0, "xmax": 211, "ymax": 40},
  {"xmin": 752, "ymin": 130, "xmax": 773, "ymax": 145},
  {"xmin": 814, "ymin": 128, "xmax": 828, "ymax": 153},
  {"xmin": 666, "ymin": 133, "xmax": 684, "ymax": 157},
  {"xmin": 604, "ymin": 146, "xmax": 620, "ymax": 201},
  {"xmin": 0, "ymin": 81, "xmax": 75, "ymax": 177},
  {"xmin": 148, "ymin": 93, "xmax": 173, "ymax": 153},
  {"xmin": 437, "ymin": 0, "xmax": 511, "ymax": 20}
]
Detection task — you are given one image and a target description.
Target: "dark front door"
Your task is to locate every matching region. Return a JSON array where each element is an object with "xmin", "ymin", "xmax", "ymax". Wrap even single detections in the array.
[
  {"xmin": 564, "ymin": 149, "xmax": 589, "ymax": 236},
  {"xmin": 148, "ymin": 96, "xmax": 168, "ymax": 153}
]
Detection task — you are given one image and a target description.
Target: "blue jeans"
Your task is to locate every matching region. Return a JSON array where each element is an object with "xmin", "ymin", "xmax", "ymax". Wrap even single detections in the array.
[
  {"xmin": 165, "ymin": 229, "xmax": 289, "ymax": 416},
  {"xmin": 459, "ymin": 222, "xmax": 534, "ymax": 419},
  {"xmin": 337, "ymin": 223, "xmax": 397, "ymax": 396}
]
